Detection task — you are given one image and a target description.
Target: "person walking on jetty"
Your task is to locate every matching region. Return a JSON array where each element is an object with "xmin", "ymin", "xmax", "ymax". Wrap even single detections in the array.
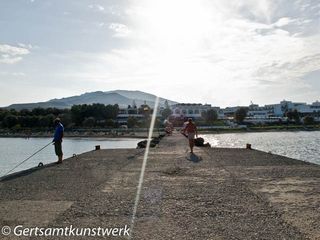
[
  {"xmin": 182, "ymin": 118, "xmax": 198, "ymax": 154},
  {"xmin": 52, "ymin": 118, "xmax": 64, "ymax": 164}
]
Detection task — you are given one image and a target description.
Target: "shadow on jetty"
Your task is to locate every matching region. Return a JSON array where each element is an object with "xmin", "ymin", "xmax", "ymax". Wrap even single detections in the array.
[
  {"xmin": 0, "ymin": 162, "xmax": 58, "ymax": 182},
  {"xmin": 127, "ymin": 149, "xmax": 145, "ymax": 160},
  {"xmin": 187, "ymin": 153, "xmax": 202, "ymax": 163}
]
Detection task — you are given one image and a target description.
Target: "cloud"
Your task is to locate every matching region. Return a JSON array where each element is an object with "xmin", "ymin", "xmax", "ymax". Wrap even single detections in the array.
[
  {"xmin": 1, "ymin": 0, "xmax": 319, "ymax": 106},
  {"xmin": 0, "ymin": 44, "xmax": 30, "ymax": 64},
  {"xmin": 254, "ymin": 54, "xmax": 320, "ymax": 84},
  {"xmin": 273, "ymin": 17, "xmax": 296, "ymax": 27},
  {"xmin": 109, "ymin": 23, "xmax": 131, "ymax": 37},
  {"xmin": 17, "ymin": 43, "xmax": 34, "ymax": 49},
  {"xmin": 88, "ymin": 4, "xmax": 104, "ymax": 12},
  {"xmin": 42, "ymin": 0, "xmax": 319, "ymax": 106},
  {"xmin": 0, "ymin": 71, "xmax": 26, "ymax": 77}
]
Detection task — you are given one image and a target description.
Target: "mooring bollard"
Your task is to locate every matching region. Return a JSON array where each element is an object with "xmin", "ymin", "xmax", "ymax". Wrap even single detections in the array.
[
  {"xmin": 95, "ymin": 145, "xmax": 100, "ymax": 150},
  {"xmin": 246, "ymin": 143, "xmax": 252, "ymax": 149}
]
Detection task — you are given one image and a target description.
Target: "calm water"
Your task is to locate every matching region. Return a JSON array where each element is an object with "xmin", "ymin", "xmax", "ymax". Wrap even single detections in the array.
[
  {"xmin": 201, "ymin": 131, "xmax": 320, "ymax": 165},
  {"xmin": 0, "ymin": 137, "xmax": 142, "ymax": 177},
  {"xmin": 1, "ymin": 132, "xmax": 319, "ymax": 177}
]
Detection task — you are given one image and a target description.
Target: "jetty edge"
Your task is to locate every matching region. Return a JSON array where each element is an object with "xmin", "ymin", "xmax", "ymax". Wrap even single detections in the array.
[{"xmin": 0, "ymin": 133, "xmax": 319, "ymax": 239}]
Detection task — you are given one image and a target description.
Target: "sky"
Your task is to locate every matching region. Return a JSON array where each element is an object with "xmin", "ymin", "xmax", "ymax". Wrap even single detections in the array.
[{"xmin": 0, "ymin": 0, "xmax": 319, "ymax": 107}]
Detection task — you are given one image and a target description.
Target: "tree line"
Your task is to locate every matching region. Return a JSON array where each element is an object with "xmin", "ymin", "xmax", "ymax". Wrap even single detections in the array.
[
  {"xmin": 1, "ymin": 103, "xmax": 315, "ymax": 130},
  {"xmin": 0, "ymin": 104, "xmax": 120, "ymax": 129}
]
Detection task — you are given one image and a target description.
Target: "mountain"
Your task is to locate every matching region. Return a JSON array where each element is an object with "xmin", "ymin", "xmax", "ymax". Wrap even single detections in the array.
[
  {"xmin": 6, "ymin": 90, "xmax": 178, "ymax": 110},
  {"xmin": 110, "ymin": 90, "xmax": 176, "ymax": 107}
]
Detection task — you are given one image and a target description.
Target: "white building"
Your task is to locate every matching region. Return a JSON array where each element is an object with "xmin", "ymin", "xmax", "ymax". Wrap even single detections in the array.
[
  {"xmin": 222, "ymin": 106, "xmax": 246, "ymax": 119},
  {"xmin": 117, "ymin": 100, "xmax": 320, "ymax": 125},
  {"xmin": 216, "ymin": 109, "xmax": 225, "ymax": 119},
  {"xmin": 116, "ymin": 107, "xmax": 144, "ymax": 124},
  {"xmin": 171, "ymin": 103, "xmax": 217, "ymax": 119},
  {"xmin": 245, "ymin": 100, "xmax": 320, "ymax": 123},
  {"xmin": 247, "ymin": 104, "xmax": 272, "ymax": 118},
  {"xmin": 310, "ymin": 101, "xmax": 320, "ymax": 113},
  {"xmin": 117, "ymin": 102, "xmax": 164, "ymax": 124},
  {"xmin": 264, "ymin": 100, "xmax": 312, "ymax": 117}
]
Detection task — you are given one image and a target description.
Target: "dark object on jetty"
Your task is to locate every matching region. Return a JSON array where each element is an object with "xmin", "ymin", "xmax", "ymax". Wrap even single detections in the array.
[
  {"xmin": 194, "ymin": 137, "xmax": 211, "ymax": 147},
  {"xmin": 137, "ymin": 136, "xmax": 162, "ymax": 149},
  {"xmin": 246, "ymin": 143, "xmax": 252, "ymax": 149},
  {"xmin": 158, "ymin": 134, "xmax": 165, "ymax": 139},
  {"xmin": 137, "ymin": 140, "xmax": 156, "ymax": 148},
  {"xmin": 195, "ymin": 137, "xmax": 204, "ymax": 146},
  {"xmin": 95, "ymin": 145, "xmax": 101, "ymax": 150}
]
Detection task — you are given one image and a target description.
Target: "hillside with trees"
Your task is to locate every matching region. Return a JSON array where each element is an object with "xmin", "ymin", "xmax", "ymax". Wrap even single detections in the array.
[{"xmin": 0, "ymin": 104, "xmax": 120, "ymax": 130}]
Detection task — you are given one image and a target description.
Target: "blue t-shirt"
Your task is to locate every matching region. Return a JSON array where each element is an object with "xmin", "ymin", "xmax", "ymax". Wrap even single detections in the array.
[{"xmin": 53, "ymin": 123, "xmax": 64, "ymax": 142}]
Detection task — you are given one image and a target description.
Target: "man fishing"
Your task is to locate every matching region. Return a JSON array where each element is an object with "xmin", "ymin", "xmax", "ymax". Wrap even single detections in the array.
[
  {"xmin": 52, "ymin": 118, "xmax": 64, "ymax": 164},
  {"xmin": 182, "ymin": 118, "xmax": 198, "ymax": 154}
]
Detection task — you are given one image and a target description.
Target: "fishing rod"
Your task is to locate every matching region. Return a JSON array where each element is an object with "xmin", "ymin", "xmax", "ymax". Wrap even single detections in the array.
[{"xmin": 3, "ymin": 141, "xmax": 53, "ymax": 177}]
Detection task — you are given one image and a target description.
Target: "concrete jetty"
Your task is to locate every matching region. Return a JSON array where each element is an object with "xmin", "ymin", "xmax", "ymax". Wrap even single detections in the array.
[{"xmin": 1, "ymin": 133, "xmax": 320, "ymax": 239}]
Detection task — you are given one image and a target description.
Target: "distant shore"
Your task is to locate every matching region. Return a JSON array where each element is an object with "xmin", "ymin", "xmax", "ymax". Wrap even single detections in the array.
[
  {"xmin": 0, "ymin": 130, "xmax": 159, "ymax": 139},
  {"xmin": 198, "ymin": 125, "xmax": 320, "ymax": 134},
  {"xmin": 0, "ymin": 125, "xmax": 319, "ymax": 138}
]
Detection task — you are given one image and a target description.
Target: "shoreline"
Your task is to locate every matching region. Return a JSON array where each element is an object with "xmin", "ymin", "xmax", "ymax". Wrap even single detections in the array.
[
  {"xmin": 199, "ymin": 127, "xmax": 320, "ymax": 134},
  {"xmin": 0, "ymin": 134, "xmax": 148, "ymax": 139},
  {"xmin": 0, "ymin": 131, "xmax": 159, "ymax": 139},
  {"xmin": 0, "ymin": 127, "xmax": 319, "ymax": 138}
]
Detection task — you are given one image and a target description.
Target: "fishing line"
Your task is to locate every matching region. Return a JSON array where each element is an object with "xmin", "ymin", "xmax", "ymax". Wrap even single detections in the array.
[{"xmin": 3, "ymin": 141, "xmax": 52, "ymax": 177}]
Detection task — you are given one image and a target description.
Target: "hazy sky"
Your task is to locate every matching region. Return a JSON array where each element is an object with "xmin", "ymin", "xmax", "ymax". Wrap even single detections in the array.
[{"xmin": 0, "ymin": 0, "xmax": 319, "ymax": 107}]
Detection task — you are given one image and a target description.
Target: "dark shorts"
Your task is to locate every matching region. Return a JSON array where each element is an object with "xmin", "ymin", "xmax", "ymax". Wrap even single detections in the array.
[{"xmin": 54, "ymin": 141, "xmax": 63, "ymax": 156}]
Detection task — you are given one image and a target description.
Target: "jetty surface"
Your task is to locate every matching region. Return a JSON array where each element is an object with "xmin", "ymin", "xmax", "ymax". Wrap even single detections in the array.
[{"xmin": 1, "ymin": 133, "xmax": 320, "ymax": 239}]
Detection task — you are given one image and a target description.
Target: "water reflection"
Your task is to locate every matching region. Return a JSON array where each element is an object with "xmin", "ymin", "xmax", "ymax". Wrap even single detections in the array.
[
  {"xmin": 202, "ymin": 131, "xmax": 320, "ymax": 164},
  {"xmin": 0, "ymin": 137, "xmax": 142, "ymax": 177}
]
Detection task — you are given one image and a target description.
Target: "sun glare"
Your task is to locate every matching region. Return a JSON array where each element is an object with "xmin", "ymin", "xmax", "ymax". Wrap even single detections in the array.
[
  {"xmin": 128, "ymin": 0, "xmax": 217, "ymax": 85},
  {"xmin": 137, "ymin": 0, "xmax": 212, "ymax": 49}
]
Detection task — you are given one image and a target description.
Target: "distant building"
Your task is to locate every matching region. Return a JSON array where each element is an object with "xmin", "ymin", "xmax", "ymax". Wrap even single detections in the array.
[
  {"xmin": 247, "ymin": 103, "xmax": 274, "ymax": 118},
  {"xmin": 265, "ymin": 100, "xmax": 320, "ymax": 117},
  {"xmin": 170, "ymin": 103, "xmax": 215, "ymax": 120},
  {"xmin": 116, "ymin": 100, "xmax": 141, "ymax": 124},
  {"xmin": 116, "ymin": 100, "xmax": 163, "ymax": 124},
  {"xmin": 116, "ymin": 106, "xmax": 144, "ymax": 125},
  {"xmin": 243, "ymin": 100, "xmax": 320, "ymax": 124},
  {"xmin": 223, "ymin": 106, "xmax": 246, "ymax": 119},
  {"xmin": 117, "ymin": 100, "xmax": 320, "ymax": 125}
]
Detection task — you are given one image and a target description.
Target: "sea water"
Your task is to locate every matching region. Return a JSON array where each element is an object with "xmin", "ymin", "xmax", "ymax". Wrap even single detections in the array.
[
  {"xmin": 202, "ymin": 131, "xmax": 320, "ymax": 164},
  {"xmin": 0, "ymin": 137, "xmax": 142, "ymax": 177}
]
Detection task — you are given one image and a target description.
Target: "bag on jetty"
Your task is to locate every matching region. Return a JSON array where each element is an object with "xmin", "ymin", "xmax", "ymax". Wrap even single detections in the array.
[{"xmin": 194, "ymin": 137, "xmax": 204, "ymax": 147}]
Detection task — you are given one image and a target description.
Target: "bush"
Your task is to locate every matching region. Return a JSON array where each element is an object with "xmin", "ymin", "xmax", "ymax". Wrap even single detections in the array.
[
  {"xmin": 202, "ymin": 109, "xmax": 218, "ymax": 124},
  {"xmin": 127, "ymin": 117, "xmax": 138, "ymax": 128},
  {"xmin": 234, "ymin": 108, "xmax": 248, "ymax": 123},
  {"xmin": 82, "ymin": 117, "xmax": 96, "ymax": 127},
  {"xmin": 304, "ymin": 116, "xmax": 314, "ymax": 125},
  {"xmin": 3, "ymin": 115, "xmax": 18, "ymax": 128}
]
